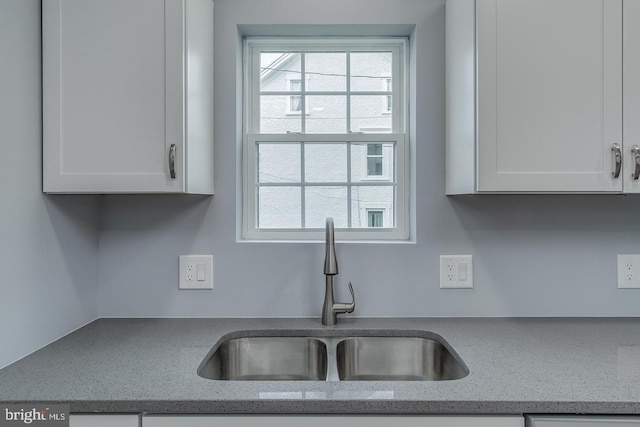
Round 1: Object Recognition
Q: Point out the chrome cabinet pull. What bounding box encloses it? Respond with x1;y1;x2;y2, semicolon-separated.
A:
169;144;176;179
632;145;640;180
612;143;622;179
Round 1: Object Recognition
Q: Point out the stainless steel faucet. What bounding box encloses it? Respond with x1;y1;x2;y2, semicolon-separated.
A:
322;218;355;326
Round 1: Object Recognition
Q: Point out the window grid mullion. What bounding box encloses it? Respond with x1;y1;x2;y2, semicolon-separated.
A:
346;52;352;227
255;141;260;228
300;142;306;228
253;47;261;133
347;142;352;228
346;51;352;133
300;53;306;228
301;53;306;133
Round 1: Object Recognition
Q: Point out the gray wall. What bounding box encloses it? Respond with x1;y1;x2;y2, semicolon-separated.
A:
0;0;100;369
95;0;640;318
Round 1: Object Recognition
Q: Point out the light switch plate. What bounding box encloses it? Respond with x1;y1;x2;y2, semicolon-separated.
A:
617;254;640;289
179;255;213;290
440;255;473;289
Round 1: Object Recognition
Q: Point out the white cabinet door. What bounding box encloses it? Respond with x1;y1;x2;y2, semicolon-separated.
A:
623;0;640;193
446;0;623;194
43;0;214;194
526;415;640;426
476;0;622;192
143;415;524;427
70;414;140;427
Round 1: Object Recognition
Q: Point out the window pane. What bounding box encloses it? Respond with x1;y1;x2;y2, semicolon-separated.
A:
306;52;346;91
367;143;382;155
350;186;394;228
260;52;301;91
350;52;392;92
350;142;395;182
258;187;301;228
367;157;383;176
290;80;301;91
260;96;301;133
306;96;347;133
304;143;347;182
258;143;301;183
290;95;302;112
304;186;348;228
351;95;392;133
368;211;384;227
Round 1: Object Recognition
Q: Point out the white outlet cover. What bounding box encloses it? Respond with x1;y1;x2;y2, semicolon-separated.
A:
179;255;213;290
440;255;473;289
617;254;640;289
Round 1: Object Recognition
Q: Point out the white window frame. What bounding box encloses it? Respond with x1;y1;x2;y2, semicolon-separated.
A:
243;37;409;241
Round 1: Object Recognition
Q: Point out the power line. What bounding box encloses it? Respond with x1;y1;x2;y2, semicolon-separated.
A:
261;66;390;80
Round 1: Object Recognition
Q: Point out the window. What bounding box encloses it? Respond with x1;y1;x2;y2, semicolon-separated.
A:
244;38;408;240
367;210;384;227
289;79;302;112
367;143;383;176
285;74;310;114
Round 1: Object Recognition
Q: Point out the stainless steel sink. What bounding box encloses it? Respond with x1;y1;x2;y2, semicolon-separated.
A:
336;336;468;381
197;337;327;380
197;331;468;381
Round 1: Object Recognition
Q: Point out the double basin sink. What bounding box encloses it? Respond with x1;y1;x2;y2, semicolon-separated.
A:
197;330;469;382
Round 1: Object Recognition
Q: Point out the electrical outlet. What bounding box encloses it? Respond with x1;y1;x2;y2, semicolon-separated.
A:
617;254;640;289
179;255;214;290
185;264;195;282
440;255;473;289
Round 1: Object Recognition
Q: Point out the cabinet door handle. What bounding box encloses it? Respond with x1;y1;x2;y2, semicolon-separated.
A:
632;145;640;181
169;144;176;179
612;143;622;179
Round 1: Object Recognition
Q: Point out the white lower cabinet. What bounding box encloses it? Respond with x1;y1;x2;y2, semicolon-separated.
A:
70;414;140;427
526;416;640;426
143;415;524;427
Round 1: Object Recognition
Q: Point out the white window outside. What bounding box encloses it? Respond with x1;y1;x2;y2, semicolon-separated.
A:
243;38;408;240
285;74;310;115
368;210;384;227
289;79;302;112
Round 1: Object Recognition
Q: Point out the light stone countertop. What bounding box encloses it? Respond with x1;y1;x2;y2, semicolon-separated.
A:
1;317;640;414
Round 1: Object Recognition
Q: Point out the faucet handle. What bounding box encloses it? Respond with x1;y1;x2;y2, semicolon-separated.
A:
347;282;355;309
334;282;355;314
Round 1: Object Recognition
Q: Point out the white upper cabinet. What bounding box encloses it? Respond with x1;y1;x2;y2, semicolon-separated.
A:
446;0;626;194
43;0;214;194
624;0;640;193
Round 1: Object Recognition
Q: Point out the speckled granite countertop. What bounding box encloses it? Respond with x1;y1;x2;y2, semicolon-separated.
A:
1;318;640;414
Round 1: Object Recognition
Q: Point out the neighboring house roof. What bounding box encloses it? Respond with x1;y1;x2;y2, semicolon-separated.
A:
260;53;299;86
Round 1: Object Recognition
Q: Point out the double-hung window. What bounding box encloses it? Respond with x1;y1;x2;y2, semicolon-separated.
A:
243;38;408;240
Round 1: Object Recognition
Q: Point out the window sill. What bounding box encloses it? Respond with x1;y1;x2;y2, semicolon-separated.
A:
241;227;410;242
237;237;416;245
